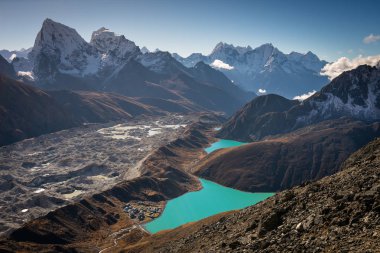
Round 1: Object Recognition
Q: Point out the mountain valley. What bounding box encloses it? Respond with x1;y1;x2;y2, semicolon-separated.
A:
0;11;379;253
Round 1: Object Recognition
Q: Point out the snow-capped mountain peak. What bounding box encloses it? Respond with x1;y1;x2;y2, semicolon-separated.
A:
90;27;138;57
26;19;144;81
210;42;227;54
32;18;89;58
137;51;187;74
210;42;239;56
235;45;252;55
174;41;329;97
29;18;99;79
211;42;255;56
140;46;150;54
296;64;380;123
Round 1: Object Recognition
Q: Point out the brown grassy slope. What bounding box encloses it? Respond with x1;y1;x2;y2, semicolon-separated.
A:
0;75;80;146
195;118;380;192
49;90;159;122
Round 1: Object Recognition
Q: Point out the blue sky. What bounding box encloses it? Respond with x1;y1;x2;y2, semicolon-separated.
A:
0;0;379;61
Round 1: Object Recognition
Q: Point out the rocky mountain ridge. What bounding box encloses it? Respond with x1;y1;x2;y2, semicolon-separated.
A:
173;42;329;97
5;19;254;116
0;48;32;62
218;64;380;141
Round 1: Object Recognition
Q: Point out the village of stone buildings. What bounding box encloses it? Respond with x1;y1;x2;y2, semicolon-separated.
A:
124;201;163;222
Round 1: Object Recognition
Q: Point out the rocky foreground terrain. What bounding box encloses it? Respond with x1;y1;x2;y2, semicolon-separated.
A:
121;137;380;252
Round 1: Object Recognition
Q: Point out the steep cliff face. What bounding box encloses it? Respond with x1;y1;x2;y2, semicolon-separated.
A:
29;18;99;80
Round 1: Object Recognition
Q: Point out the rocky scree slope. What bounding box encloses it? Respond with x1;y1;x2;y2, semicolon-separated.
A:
121;137;380;253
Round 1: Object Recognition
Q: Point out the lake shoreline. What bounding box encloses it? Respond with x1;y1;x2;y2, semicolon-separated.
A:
144;178;274;234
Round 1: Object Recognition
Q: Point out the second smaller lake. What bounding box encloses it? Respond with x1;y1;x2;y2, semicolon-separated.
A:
205;139;247;154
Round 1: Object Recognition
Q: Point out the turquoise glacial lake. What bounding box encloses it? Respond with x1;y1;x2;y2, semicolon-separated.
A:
144;178;274;234
205;139;247;153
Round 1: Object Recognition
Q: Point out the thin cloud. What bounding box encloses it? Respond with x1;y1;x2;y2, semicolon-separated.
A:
320;54;380;80
293;90;316;101
363;34;380;44
210;59;234;70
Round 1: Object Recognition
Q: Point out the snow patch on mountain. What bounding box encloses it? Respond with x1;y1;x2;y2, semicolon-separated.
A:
140;46;150;54
297;66;380;124
0;47;32;62
137;52;166;72
172;53;207;68
90;27;138;58
9;54;17;61
137;51;186;74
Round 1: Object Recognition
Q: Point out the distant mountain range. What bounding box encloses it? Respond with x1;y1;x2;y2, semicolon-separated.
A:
0;19;254;116
0;47;32;62
218;64;380;141
2;18;376;147
195;63;380;192
1;18;329;101
173;42;329;98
